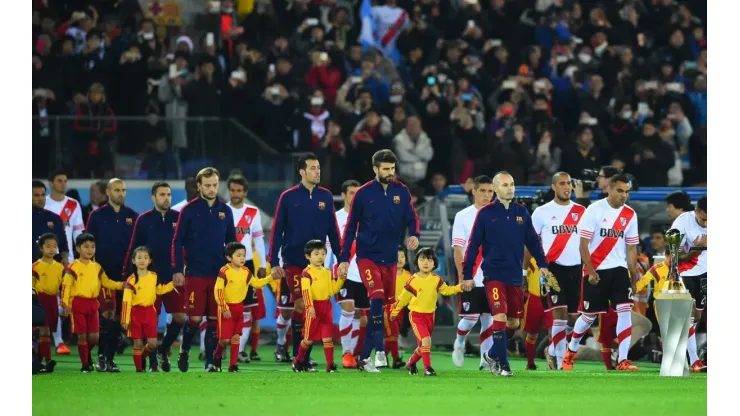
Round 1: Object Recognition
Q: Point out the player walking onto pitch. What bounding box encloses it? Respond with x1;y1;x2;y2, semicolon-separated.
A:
213;242;275;372
391;248;463;376
120;247;179;372
451;175;495;370
562;174;640;371
268;154;342;370
32;233;65;373
530;172;585;369
464;171;549;377
171;167;237;372
339;149;420;373
293;240;347;372
385;247;412;369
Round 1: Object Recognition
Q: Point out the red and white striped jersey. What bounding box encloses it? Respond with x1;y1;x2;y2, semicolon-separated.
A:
326;208;361;282
226;202;266;266
531;200;586;267
671;211;707;277
579;199;639;271
451;204;484;286
171;199;188;212
45;195;85;263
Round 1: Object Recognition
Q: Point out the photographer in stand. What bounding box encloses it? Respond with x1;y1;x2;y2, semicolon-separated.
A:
572;165;622;207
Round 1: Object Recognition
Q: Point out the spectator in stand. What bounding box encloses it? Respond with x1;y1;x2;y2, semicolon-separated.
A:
142;137;180;180
72;83;117;178
560;125;601;178
429;173;448;196
393;116;434;187
82;181;108;226
317;119;348;193
305;50;342;105
295;90;332;152
629;118;674;186
158;51;192;158
350;108;392;183
530;129;561;184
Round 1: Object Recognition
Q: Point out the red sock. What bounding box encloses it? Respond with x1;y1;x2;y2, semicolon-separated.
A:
525;336;536;366
385;337;399;360
297;340;310;362
230;339;240;367
78;341;89;367
323;340;334;369
421;346;431;369
354;324;366;357
601;348;613;370
133;348;143;371
214;340;225;359
39;335;51;363
250;329;260;353
408;347;422;365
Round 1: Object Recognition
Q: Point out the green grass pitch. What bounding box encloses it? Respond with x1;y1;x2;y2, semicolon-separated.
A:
32;346;706;416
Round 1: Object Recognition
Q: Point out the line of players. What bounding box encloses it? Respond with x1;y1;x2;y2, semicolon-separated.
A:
449;172;707;373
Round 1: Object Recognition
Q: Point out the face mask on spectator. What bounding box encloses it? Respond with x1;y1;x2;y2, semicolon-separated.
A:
311;97;324;106
141;31;154;41
578;53;592;64
621;111;632;120
389;95;403;104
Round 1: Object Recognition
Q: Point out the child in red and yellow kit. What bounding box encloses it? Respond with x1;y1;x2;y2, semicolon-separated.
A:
61;233;124;372
214;242;275;372
121;246;179;372
32;233;65;373
390;247;462;376
293;240;346;373
384;246;412;369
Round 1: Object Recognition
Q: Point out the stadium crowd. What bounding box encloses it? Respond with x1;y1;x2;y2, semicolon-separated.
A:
33;0;707;195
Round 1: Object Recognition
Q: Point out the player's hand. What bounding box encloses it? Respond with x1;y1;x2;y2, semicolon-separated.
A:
693;235;707;247
588;271;600;285
307;307;316;319
223;310;231;319
62;306;70;317
257;267;267;278
406;236;419;250
338;262;349;278
173;273;185;287
271;265;285;279
121;323;128;331
463;280;474;292
390;312;398;321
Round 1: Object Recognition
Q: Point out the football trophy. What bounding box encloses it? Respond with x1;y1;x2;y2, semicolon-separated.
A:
654;228;694;377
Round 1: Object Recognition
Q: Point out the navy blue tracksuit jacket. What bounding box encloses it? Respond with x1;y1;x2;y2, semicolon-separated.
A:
340;179;420;266
86;204;139;281
463;200;547;286
171;198;236;278
123;208;180;283
32;207;69;262
268;183;341;268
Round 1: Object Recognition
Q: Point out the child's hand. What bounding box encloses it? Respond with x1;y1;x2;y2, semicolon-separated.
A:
121;323;128;331
390;312;398;321
307;307;316;319
223;310;231;319
62;306;70;317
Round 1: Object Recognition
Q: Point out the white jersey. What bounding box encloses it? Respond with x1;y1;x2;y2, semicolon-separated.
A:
531;200;586;267
226;202;266;266
578;199;639;271
671;211;707;277
172;199;188;212
326;208;361;282
45;195;85;263
372;6;409;55
451;204;484;286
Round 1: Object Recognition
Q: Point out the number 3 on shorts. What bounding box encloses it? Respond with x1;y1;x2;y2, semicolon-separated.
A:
491;287;499;300
365;269;373;282
189;291;195;305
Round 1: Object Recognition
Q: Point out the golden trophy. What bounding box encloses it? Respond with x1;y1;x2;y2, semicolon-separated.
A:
655;228;694;377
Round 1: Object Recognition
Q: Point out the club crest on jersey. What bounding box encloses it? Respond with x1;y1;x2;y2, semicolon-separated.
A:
516;216;524;224
393;195;400;204
47;221;54;229
583;301;590;310
463;302;470;311
219;212;226;219
369;280;375;288
126;218;133;225
172;223;177;229
551;295;558;304
339;288;347;297
572;213;579;221
281;296;288;305
493;301;501;309
64;208;72;217
620;217;626;226
318;201;326;210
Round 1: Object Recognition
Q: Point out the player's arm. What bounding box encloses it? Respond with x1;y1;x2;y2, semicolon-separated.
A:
524;212;547;269
451;213;466;281
579;207;597;276
330;274;347;295
85;209;98;238
436;277;463;296
340;191;362;263
522;248;533;293
403;186;421;239
71;202;85;240
121;278;134;328
122;215;144;279
301;272;314;308
156;282;175;295
625;214;640;287
224;208;236;244
391;285;414;317
267;193;288;267
247;270;274;288
100;270;124;291
462;208;486;281
171;207;189;274
215;270;229;311
54;217;69;262
251;210;268;267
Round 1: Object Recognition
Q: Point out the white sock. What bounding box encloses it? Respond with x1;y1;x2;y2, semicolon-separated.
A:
687;317;699;363
339;310;354;354
53;317;64;346
552;319;568;369
455;316;478;348
200;319;207;351
240;311;252;354
350;318;361;353
616;304;633;363
479;313;493;363
568;314;596;352
276;315;290;345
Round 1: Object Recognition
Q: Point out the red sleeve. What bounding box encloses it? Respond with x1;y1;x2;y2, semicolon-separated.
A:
102;108;117;132
73;106;95;132
305;67;319;89
318;67;341;90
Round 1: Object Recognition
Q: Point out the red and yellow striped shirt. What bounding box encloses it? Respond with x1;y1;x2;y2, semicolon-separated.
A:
392;273;462;315
215;264;274;310
61;260;123;307
32;259;64;296
301;264;345;308
121;272;175;326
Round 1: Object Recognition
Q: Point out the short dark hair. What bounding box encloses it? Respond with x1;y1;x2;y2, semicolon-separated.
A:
473;175;492;189
151;181;171;195
227;175;249;192
32;180;46;191
296;153;319;173
696;195;706;213
372;149;398;167
196;167;220;184
75;233;95;246
664;191;692;211
38;233;58;247
601;165;622;178
92;180;107;194
225;242;247;258
304;239;327;256
551;171;571;185
414;247;439;271
48;169;67;183
610;173;631;186
342;180;360;194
